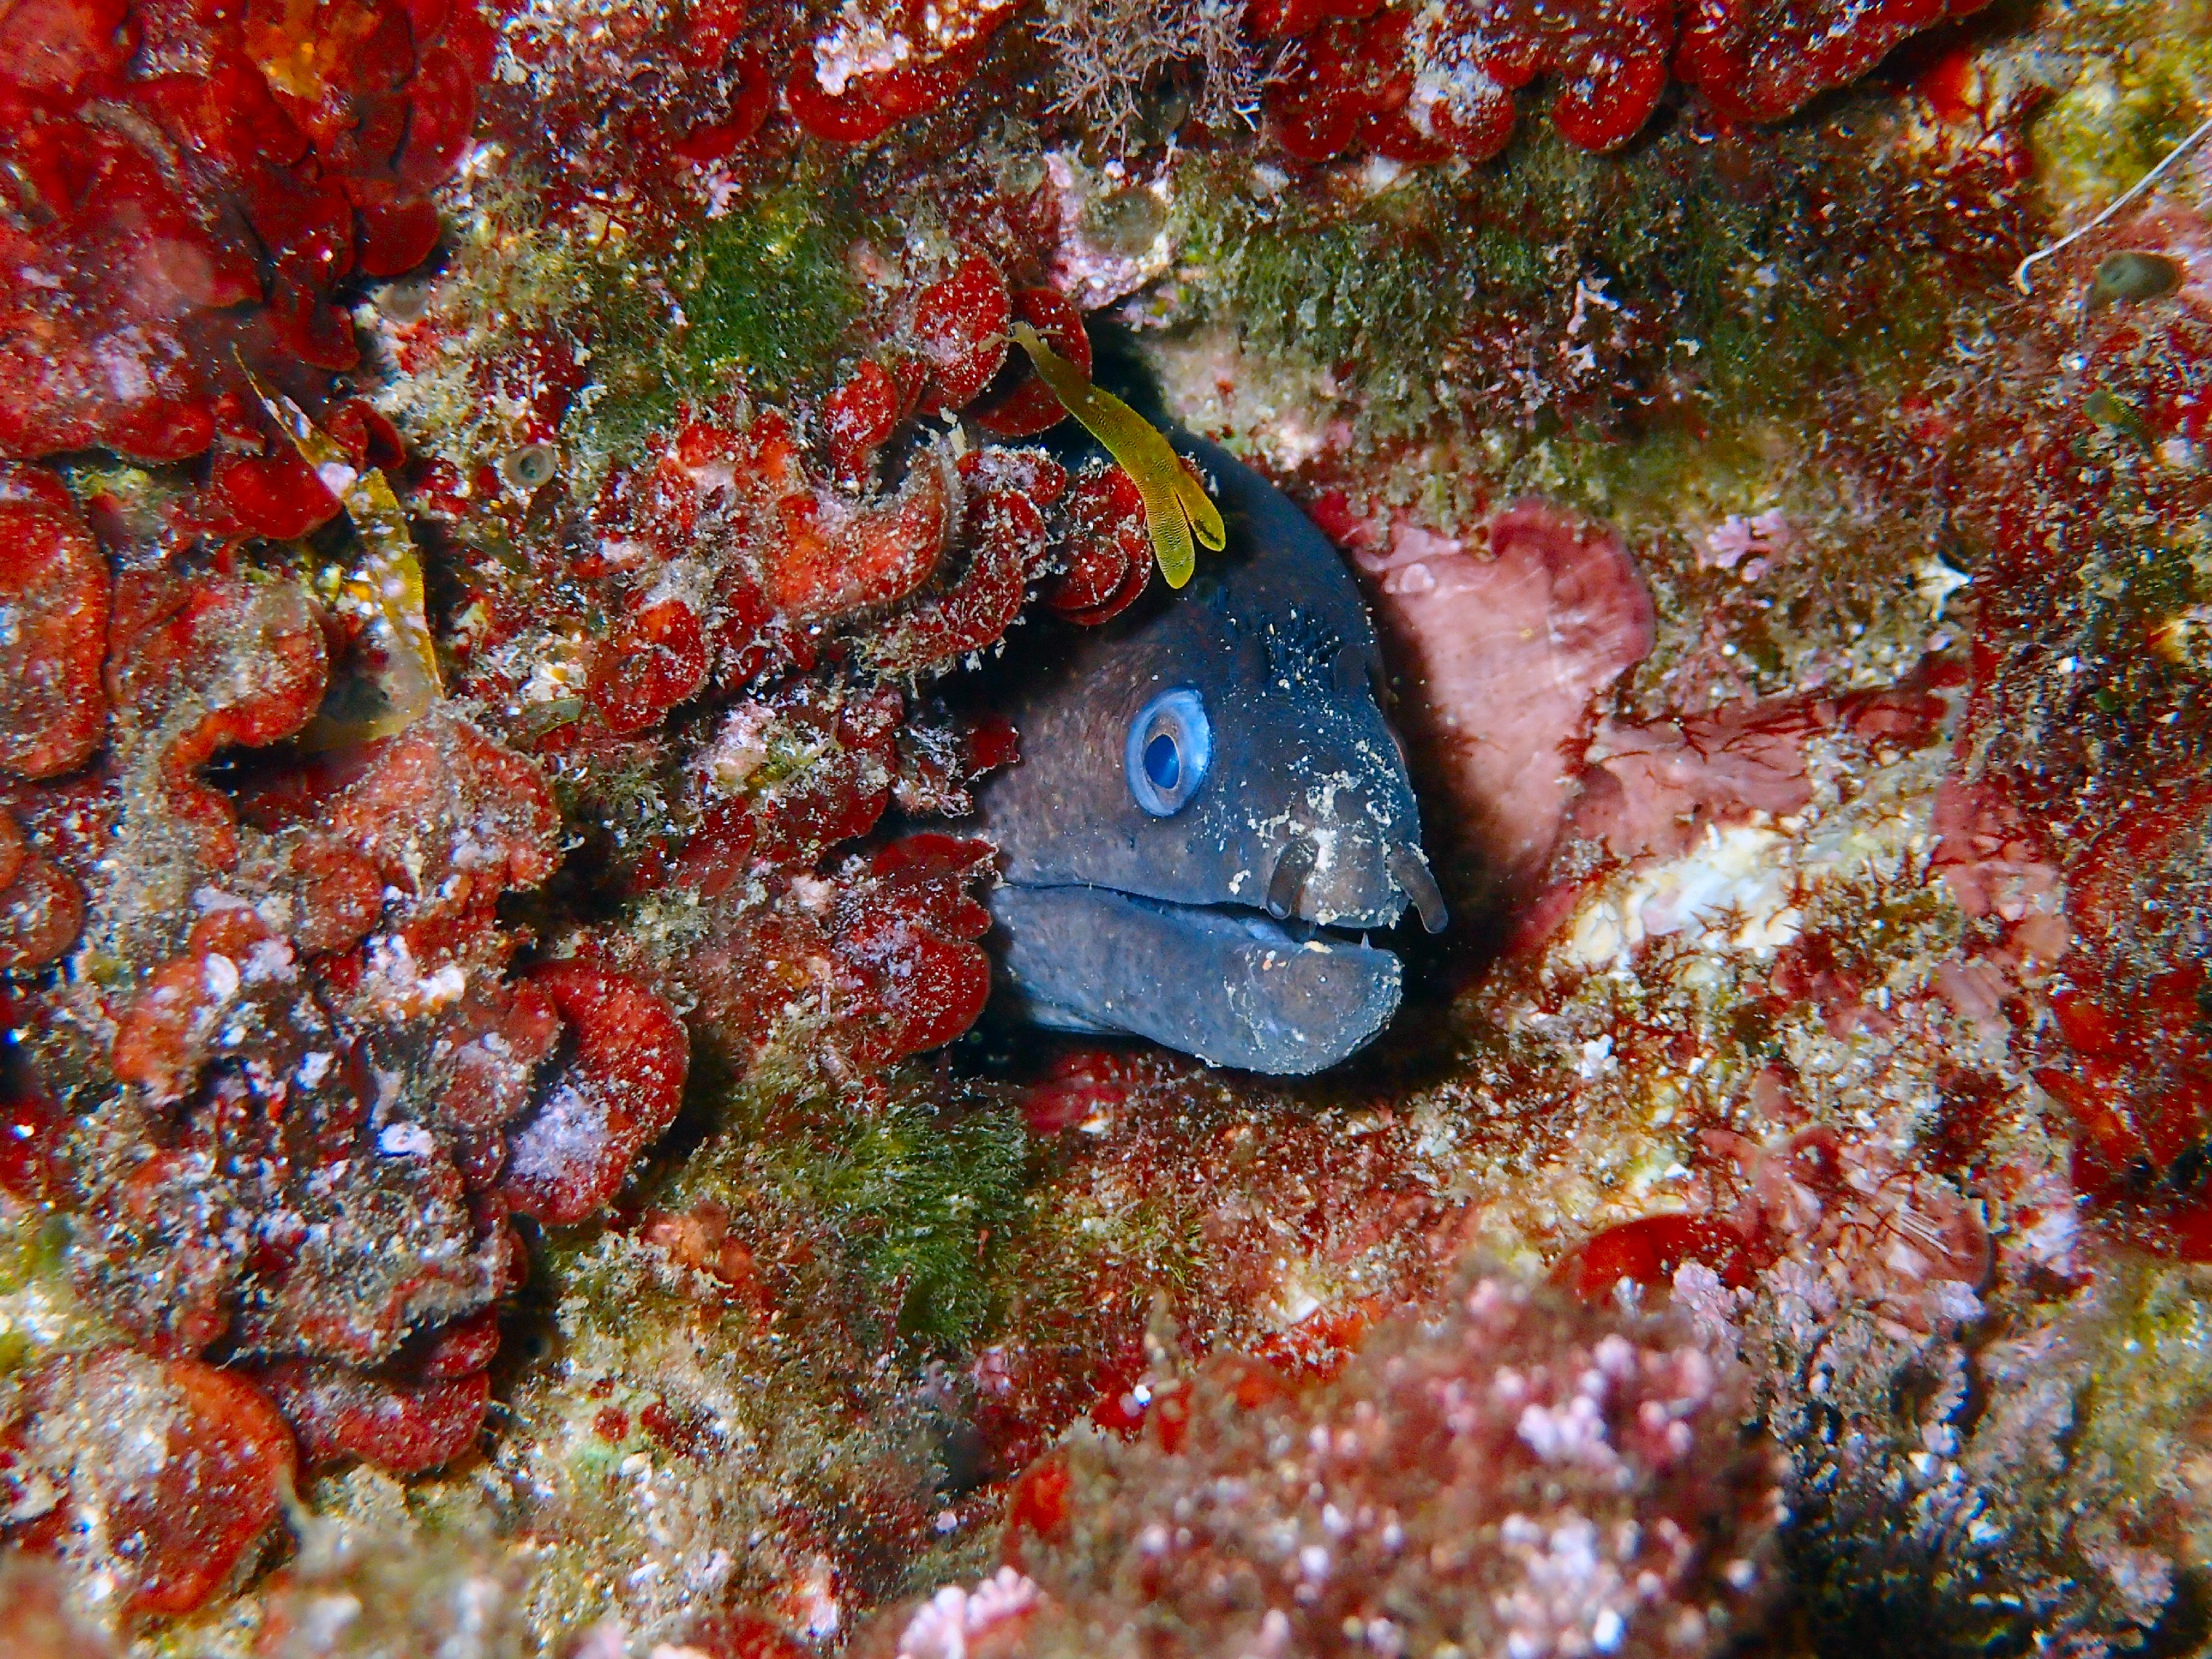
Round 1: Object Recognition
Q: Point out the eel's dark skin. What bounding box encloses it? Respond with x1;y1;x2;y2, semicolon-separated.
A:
972;433;1446;1075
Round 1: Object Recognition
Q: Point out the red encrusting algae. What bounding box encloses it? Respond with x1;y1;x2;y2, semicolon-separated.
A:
3;1347;297;1616
0;237;1178;1606
0;0;493;464
1259;0;1995;164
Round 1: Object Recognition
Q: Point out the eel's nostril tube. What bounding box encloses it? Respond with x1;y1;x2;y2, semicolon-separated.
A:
1265;835;1318;921
1388;844;1448;933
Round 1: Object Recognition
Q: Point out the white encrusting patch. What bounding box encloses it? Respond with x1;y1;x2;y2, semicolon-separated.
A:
1566;822;1803;968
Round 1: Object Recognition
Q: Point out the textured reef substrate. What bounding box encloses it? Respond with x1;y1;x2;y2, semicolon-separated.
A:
4;0;2212;1654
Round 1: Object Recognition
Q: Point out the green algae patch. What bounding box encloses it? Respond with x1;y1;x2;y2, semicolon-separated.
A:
1175;165;1469;387
670;188;865;400
555;186;865;477
1169;105;1983;464
2080;1263;2212;1503
1159;99;2004;719
2031;0;2212;224
782;1092;1031;1346
0;1212;104;1383
645;1068;1033;1353
381;161;871;494
496;1167;990;1649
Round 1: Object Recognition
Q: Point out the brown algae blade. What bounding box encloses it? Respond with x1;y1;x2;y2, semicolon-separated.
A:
1011;322;1225;588
254;385;443;745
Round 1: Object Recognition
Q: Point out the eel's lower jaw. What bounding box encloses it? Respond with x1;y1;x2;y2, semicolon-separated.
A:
985;883;1404;1076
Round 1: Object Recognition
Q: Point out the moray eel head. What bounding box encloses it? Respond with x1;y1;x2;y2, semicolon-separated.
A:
976;436;1443;1075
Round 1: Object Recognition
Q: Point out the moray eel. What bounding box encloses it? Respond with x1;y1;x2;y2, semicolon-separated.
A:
975;435;1445;1075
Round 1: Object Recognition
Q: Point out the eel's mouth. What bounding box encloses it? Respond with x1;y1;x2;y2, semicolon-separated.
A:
983;881;1406;1075
1119;887;1393;948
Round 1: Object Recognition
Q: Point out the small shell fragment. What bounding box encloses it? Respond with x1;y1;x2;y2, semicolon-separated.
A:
502;443;561;490
2089;250;2183;310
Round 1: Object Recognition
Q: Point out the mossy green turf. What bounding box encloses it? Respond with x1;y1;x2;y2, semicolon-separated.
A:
2032;0;2212;213
672;187;865;397
1173;104;1976;458
566;179;869;473
644;1073;1033;1352
783;1092;1030;1346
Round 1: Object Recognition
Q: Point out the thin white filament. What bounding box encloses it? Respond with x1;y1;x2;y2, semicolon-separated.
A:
2014;109;2212;294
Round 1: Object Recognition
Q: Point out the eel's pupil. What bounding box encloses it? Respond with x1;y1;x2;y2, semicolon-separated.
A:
1145;732;1181;791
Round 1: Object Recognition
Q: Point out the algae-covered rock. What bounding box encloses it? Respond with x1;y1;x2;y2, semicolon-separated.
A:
4;0;2212;1652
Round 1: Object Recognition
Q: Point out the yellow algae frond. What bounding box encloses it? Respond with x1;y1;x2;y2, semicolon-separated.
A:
253;383;444;746
1010;322;1225;589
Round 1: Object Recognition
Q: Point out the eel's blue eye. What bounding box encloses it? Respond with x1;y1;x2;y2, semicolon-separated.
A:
1127;688;1210;817
1144;733;1179;791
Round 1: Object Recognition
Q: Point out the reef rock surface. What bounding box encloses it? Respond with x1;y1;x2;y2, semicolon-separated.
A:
3;0;2212;1655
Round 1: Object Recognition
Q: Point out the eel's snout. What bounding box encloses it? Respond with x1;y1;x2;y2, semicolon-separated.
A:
1262;831;1398;929
1257;826;1444;935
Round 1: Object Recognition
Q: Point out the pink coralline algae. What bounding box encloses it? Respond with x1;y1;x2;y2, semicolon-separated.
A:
1574;703;1820;859
858;1273;1779;1659
1338;497;1655;894
1333;470;1960;937
1575;680;1947;866
877;1567;1040;1659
